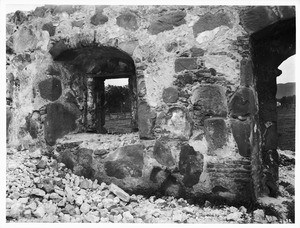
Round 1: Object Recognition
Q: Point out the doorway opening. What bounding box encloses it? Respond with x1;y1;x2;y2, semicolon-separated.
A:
276;56;296;151
54;45;138;135
104;78;133;134
250;17;295;196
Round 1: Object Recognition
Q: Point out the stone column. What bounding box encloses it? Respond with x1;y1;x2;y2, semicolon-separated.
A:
129;75;138;132
94;78;107;133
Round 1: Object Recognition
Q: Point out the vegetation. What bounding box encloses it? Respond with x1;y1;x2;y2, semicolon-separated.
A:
105;85;131;114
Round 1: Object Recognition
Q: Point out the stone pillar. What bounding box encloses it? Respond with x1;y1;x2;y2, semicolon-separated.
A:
129;75;138;132
256;64;280;197
94;78;107;133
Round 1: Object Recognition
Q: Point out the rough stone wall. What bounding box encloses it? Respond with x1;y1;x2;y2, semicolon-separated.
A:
6;5;295;203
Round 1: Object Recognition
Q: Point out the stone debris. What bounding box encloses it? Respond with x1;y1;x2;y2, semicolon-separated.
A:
109;183;130;202
6;148;294;223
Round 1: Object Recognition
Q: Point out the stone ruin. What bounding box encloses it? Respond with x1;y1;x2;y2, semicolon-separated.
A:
6;5;295;205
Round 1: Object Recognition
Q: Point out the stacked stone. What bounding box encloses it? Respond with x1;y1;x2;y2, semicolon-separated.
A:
7;147;291;223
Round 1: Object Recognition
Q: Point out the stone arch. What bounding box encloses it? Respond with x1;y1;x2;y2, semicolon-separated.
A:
250;17;295;197
50;43;138;134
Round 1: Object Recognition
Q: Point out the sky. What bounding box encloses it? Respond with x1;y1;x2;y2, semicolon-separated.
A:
4;3;296;86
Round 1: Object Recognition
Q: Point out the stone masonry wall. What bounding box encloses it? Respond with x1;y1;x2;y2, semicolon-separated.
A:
6;5;295;203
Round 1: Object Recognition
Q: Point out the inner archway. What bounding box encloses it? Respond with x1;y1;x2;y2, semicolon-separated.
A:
250;17;295;197
54;45;138;134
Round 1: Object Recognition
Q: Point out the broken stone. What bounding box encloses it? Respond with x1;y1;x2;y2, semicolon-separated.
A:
30;149;42;158
90;10;108;26
36;160;47;169
231;119;251;157
109;183;130;202
85;211;100;223
75;195;84;206
204;117;229;153
80;202;91;214
23;209;32;218
44;103;79;146
179;144;204;187
31;188;46;197
153;140;175;167
190;47;205;57
226;212;242;221
49;40;68;59
79;179;91;189
240;6;278;34
161;107;193;140
175;58;198;72
10;10;27;25
38;77;62;102
191;85;228;122
8;202;23;219
148;11;186;35
63;204;76;215
240;58;253;86
162;87;179;103
123;211;134;222
253;209;265;222
72;20;85;28
42;22;56;36
105;144;144;179
41;178;55;193
193;12;232;37
13;27;37;53
229;87;257;117
138;101;156;139
116;13;138;31
33;206;46;218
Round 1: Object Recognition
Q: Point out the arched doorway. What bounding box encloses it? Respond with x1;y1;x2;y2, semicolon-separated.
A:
54;45;138;134
250;17;295;196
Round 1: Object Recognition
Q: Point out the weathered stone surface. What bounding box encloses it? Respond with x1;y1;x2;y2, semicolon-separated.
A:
162;87;179;103
49;40;68;59
44;103;78;145
175;58;197;72
13;27;37;53
192;85;227;126
38;77;62;101
231;119;251;157
42;22;56;36
72;20;85;28
179;145;204;187
52;5;77;15
229;87;257;117
90;11;108;26
116;13;138;31
104;144;144;179
240;58;253;86
10;10;27;25
160;107;193;140
240;6;279;34
138;101;156;139
74;148;95;179
204;118;228;152
193;12;232;37
153;140;175;167
190;47;205;57
165;42;178;52
118;40;138;56
33;6;48;17
109;183;130;202
150;167;168;184
277;6;295;20
31;188;46;197
41;178;55;193
6;107;12;140
148;11;186;35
